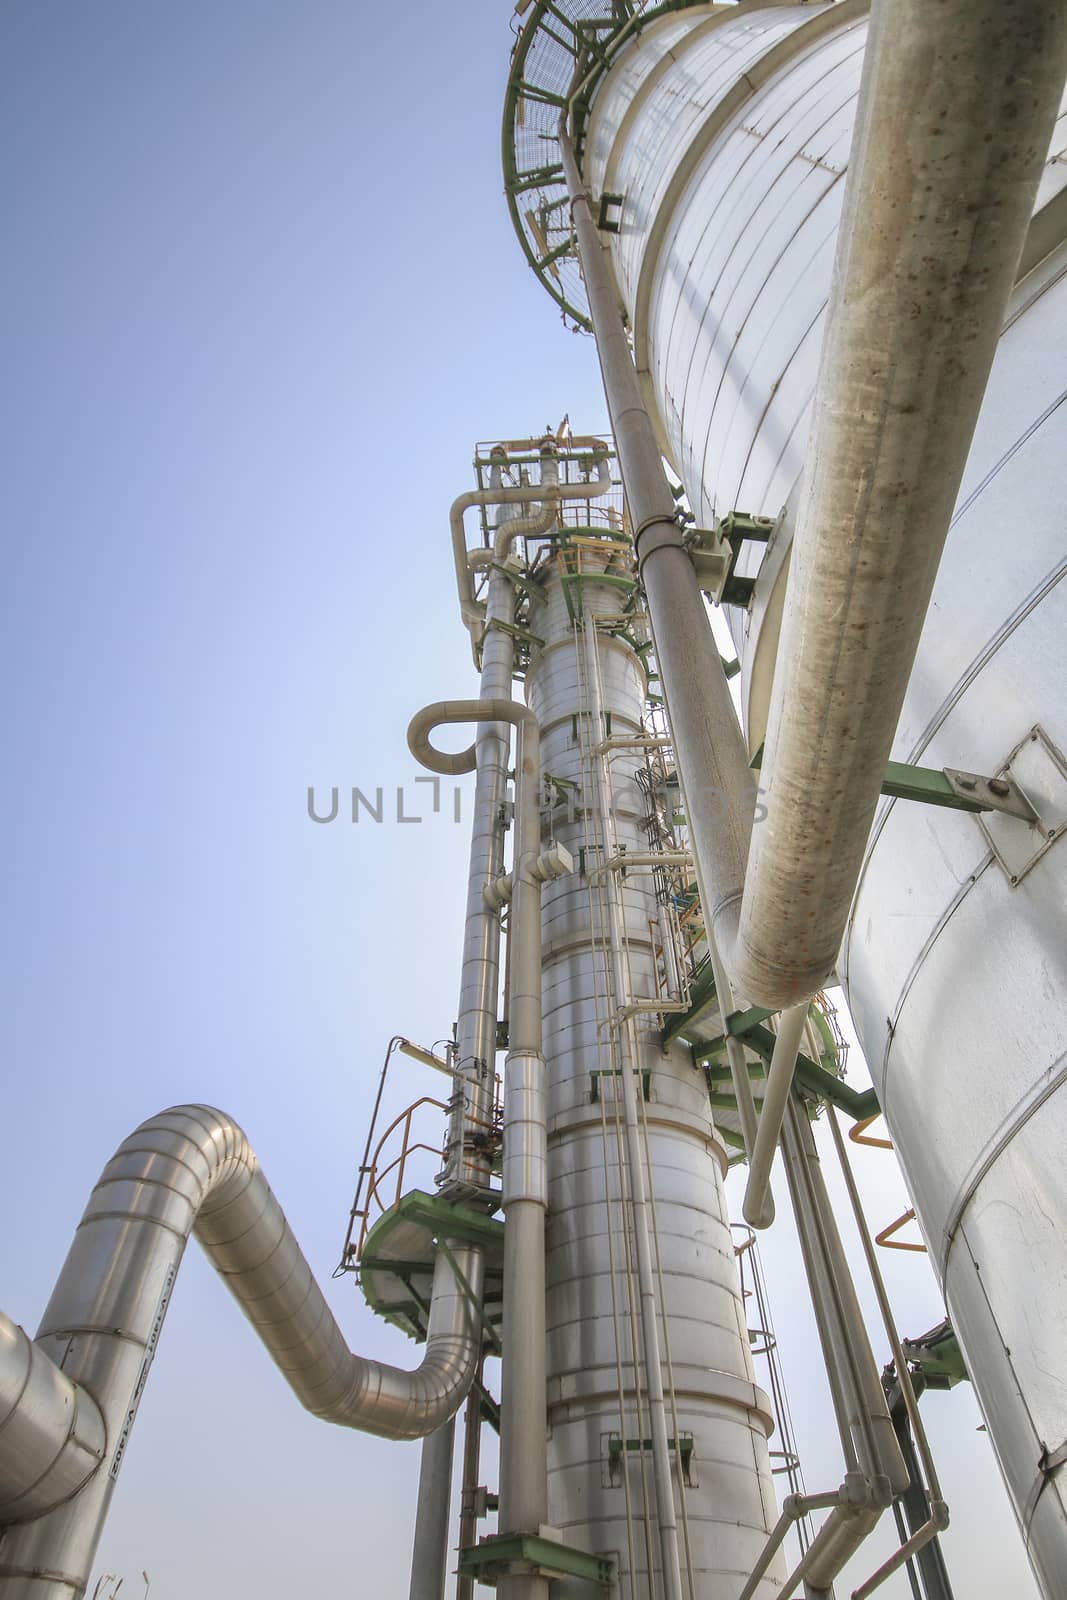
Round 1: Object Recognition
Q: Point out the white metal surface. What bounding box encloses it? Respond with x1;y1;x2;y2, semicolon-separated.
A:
524;548;784;1598
582;4;1067;1592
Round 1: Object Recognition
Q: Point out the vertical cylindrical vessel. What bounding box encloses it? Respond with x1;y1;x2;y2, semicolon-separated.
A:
524;542;782;1598
567;4;1067;1590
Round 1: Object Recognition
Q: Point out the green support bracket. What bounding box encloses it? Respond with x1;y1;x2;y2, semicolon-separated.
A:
484;561;547;604
590;1067;651;1103
695;1017;879;1122
720;574;756;606
597;190;624;232
607;1434;693;1478
900;1319;968;1391
474;1377;501;1434
458;1534;615;1587
718;511;775;546
380;1191;505;1252
660;962;719;1048
726;1004;777;1037
484;617;545;650
749;742;1009;815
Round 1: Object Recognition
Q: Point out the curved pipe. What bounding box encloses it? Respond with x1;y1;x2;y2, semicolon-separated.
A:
450;447;611;661
408;697;538;783
0;1106;483;1595
0;1312;106;1526
564;0;1067;1012
729;0;1067;1007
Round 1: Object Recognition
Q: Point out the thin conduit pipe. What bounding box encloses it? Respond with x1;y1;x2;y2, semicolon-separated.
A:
782;1098;907;1499
743;1002;809;1229
595;649;697;1598
576;652;659;1589
408;699;548;1600
0;1105;484;1599
576;627;662;1589
562;1;1067;1010
583;612;685;1600
825;1107;946;1511
737;1489;845;1600
596;1092;642;1596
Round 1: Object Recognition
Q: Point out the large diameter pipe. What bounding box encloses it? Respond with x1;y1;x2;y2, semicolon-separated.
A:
0;1106;484;1598
558;129;767;1196
0;1313;106;1527
563;1;1067;1013
732;0;1067;1006
408;1417;457;1600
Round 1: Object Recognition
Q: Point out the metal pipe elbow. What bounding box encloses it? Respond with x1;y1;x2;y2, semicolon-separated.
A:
407;699;538;779
0;1312;107;1525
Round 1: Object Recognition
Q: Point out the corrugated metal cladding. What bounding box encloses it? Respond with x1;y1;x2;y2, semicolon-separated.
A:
584;3;1067;1594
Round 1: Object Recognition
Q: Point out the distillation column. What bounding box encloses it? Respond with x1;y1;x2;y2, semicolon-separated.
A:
523;538;783;1599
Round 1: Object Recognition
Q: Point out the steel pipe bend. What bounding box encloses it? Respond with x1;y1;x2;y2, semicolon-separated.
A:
0;1105;485;1596
408;699;538;778
0;1311;106;1526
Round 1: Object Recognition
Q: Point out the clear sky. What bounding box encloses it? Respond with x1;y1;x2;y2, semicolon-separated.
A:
0;4;1039;1598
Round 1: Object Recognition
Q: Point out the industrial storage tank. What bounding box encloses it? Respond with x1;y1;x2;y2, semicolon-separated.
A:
505;0;1067;1591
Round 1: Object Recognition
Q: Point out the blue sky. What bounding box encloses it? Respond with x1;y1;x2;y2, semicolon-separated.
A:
0;4;1038;1597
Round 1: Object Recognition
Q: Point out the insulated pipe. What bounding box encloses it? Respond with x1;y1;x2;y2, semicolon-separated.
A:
732;0;1067;1007
442;448;558;1193
742;1002;809;1230
583;613;684;1600
408;699;549;1600
0;1312;106;1527
0;1106;484;1599
563;0;1067;1011
559;122;773;1206
449;451;610;662
408;1416;456;1600
558;123;757;1002
410;445;556;1600
455;1358;485;1600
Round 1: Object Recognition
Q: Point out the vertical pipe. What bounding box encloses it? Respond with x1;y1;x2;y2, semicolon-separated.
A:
559;125;771;1219
407;698;548;1600
497;706;549;1600
456;1359;485;1600
781;1097;907;1498
446;452;519;1191
743;1003;809;1229
409;1418;457;1600
558;123;756;1012
583;613;684;1600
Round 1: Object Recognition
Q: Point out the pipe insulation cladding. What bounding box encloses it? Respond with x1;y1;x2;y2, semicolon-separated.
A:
0;1107;483;1599
523;547;784;1598
565;0;1067;1591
